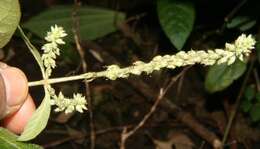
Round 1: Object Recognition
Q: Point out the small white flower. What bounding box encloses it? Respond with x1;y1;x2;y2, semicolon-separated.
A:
75;96;87;113
227;55;236;65
217;56;228;64
45;25;67;44
65;105;74;114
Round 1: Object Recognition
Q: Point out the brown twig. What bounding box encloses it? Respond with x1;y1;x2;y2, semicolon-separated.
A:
124;72;222;148
220;0;247;33
222;59;255;145
176;72;185;99
43;126;130;148
177;111;222;148
132;79;223;148
44;121;181;148
120;89;164;149
116;13;146;45
72;1;95;149
224;0;247;22
119;67;189;149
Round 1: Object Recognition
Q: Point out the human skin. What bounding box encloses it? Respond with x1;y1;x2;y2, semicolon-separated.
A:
0;62;36;134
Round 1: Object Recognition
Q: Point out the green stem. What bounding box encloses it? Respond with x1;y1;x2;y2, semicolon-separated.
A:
29;74;87;86
28;71;104;87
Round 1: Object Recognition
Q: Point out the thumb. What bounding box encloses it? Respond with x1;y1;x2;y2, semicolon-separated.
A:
0;71;6;119
0;62;28;119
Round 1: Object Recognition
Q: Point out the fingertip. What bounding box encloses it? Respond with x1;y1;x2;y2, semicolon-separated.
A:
0;67;28;107
2;95;36;134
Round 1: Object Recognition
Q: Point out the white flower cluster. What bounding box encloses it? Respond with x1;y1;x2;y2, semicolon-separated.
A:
224;34;255;64
41;25;87;114
96;34;255;80
41;25;67;77
39;26;255;114
50;92;87;114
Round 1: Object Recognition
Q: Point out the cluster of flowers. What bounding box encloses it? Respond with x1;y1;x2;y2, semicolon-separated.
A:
95;34;255;81
42;25;87;114
41;25;255;114
41;25;67;77
50;92;87;114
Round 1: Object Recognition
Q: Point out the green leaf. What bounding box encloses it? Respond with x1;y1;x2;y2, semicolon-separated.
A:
241;100;252;113
0;0;21;48
18;95;51;141
18;26;52;141
157;0;195;50
239;20;256;31
23;5;125;42
250;103;260;122
18;26;45;76
205;60;247;93
227;16;256;31
244;85;256;101
0;128;42;149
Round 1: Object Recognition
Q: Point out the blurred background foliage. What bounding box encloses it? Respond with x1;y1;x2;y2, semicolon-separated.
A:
1;0;260;148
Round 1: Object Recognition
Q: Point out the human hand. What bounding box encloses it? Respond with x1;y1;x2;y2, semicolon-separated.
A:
0;62;36;134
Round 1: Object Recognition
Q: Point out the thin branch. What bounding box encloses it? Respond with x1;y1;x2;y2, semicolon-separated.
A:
72;1;95;148
220;0;247;32
124;71;222;148
119;67;189;149
44;122;180;148
224;0;247;22
222;58;255;144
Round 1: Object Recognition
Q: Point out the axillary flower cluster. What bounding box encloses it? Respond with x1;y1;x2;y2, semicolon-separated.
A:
41;25;67;76
41;25;87;114
38;25;256;114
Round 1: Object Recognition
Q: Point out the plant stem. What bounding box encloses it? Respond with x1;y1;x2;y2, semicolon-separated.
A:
28;72;97;87
27;34;255;88
221;59;255;144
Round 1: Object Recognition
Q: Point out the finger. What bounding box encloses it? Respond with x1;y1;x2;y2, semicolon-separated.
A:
2;95;36;134
0;72;6;119
0;63;28;118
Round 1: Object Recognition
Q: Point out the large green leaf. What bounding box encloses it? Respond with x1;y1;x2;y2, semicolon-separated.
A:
23;6;125;42
205;60;247;93
157;0;195;50
18;95;51;141
0;128;42;149
0;0;21;48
